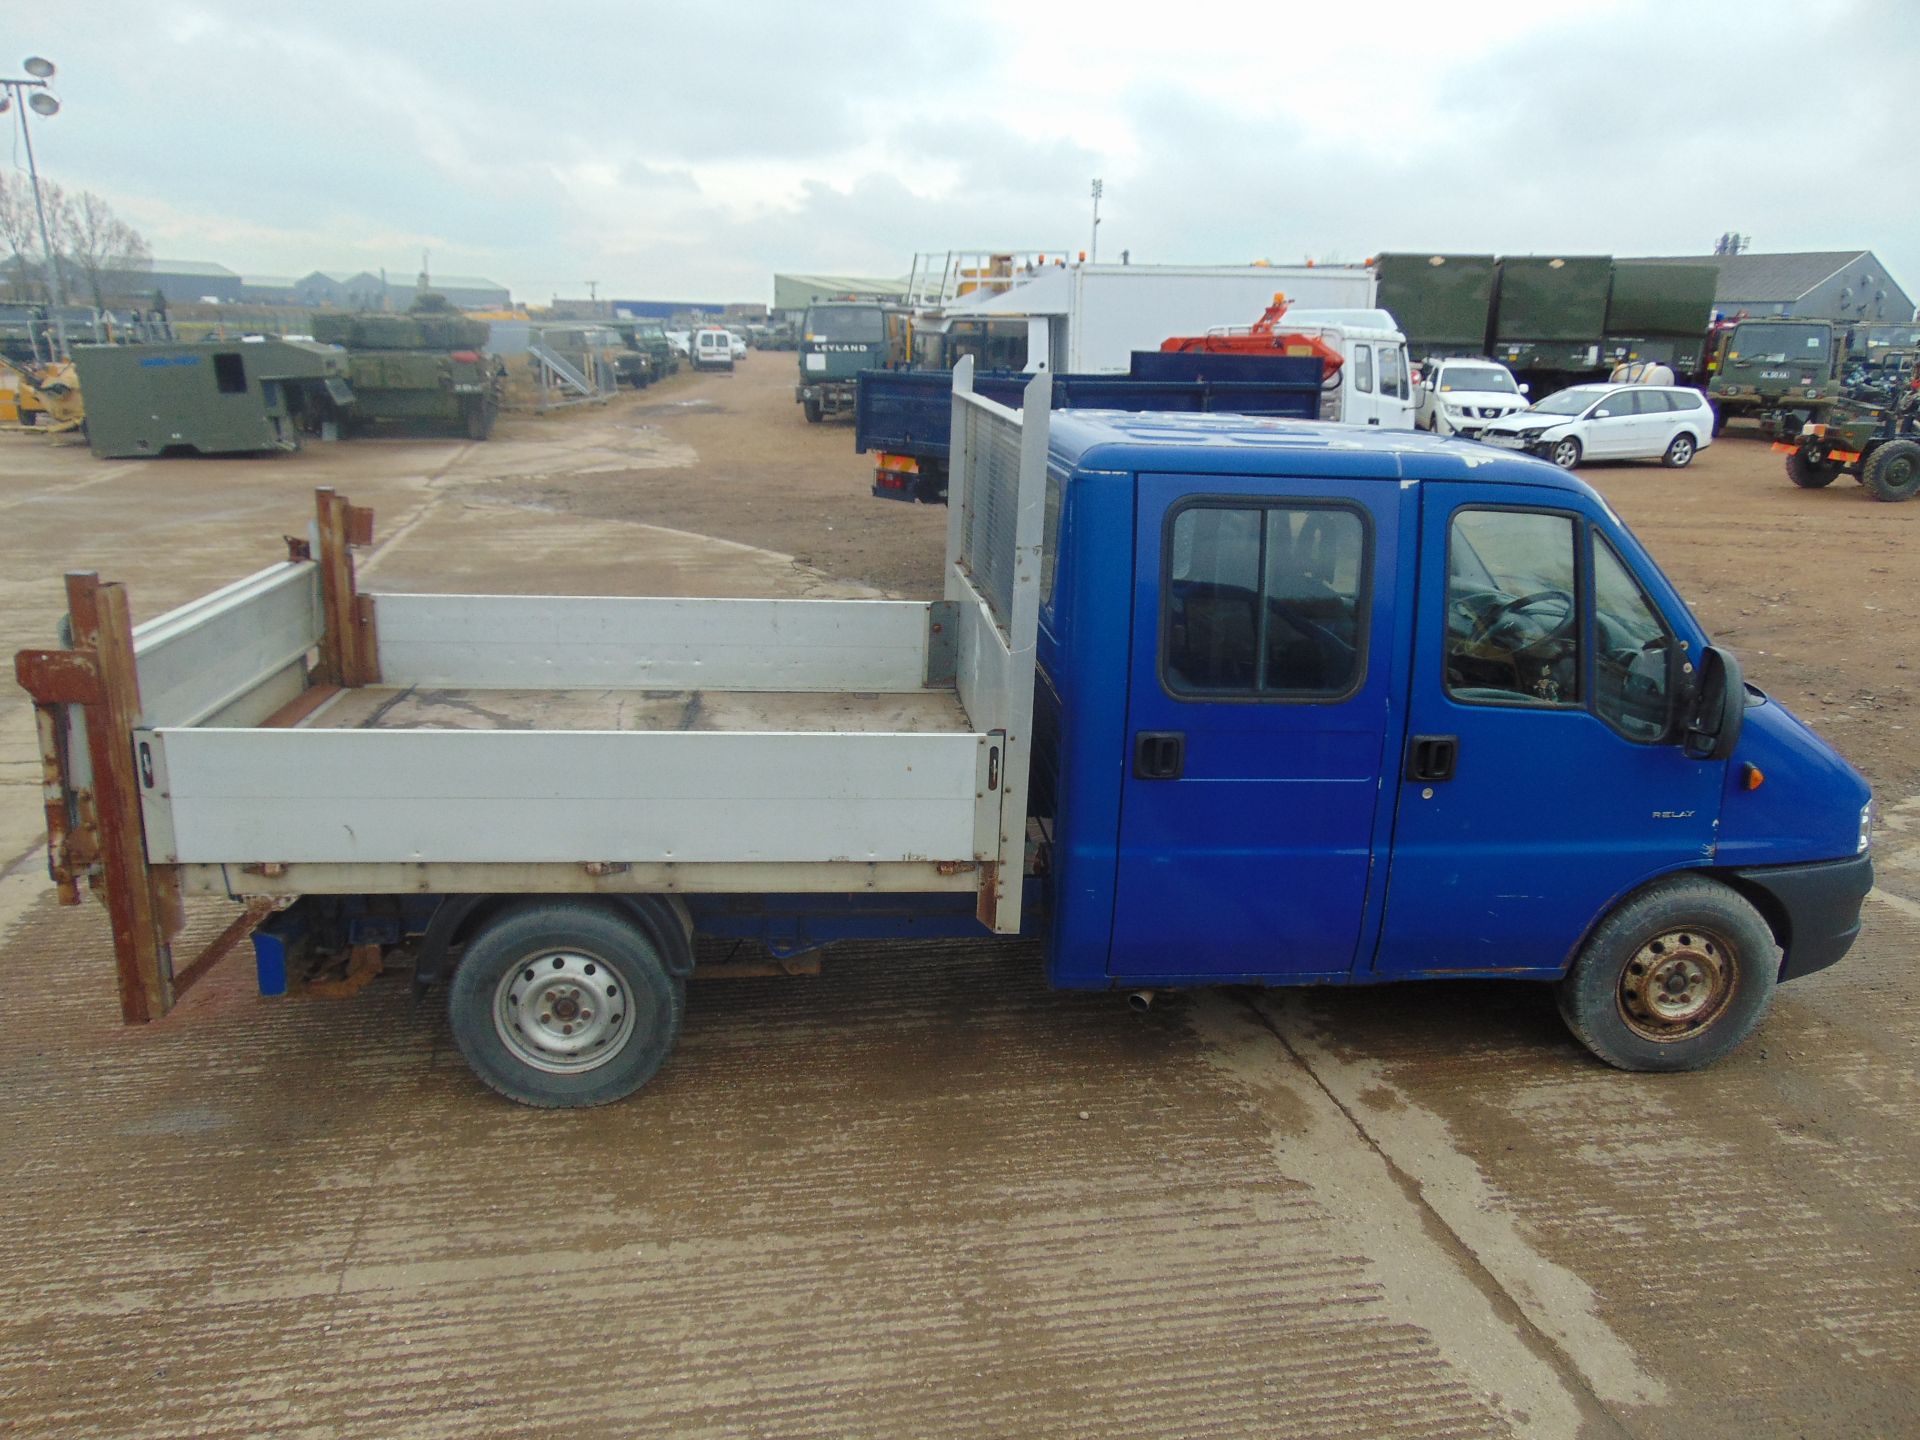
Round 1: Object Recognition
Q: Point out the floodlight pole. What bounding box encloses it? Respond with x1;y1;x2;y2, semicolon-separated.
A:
1089;178;1103;264
2;64;66;307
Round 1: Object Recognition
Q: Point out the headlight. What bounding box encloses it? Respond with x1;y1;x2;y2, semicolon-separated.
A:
1859;801;1874;854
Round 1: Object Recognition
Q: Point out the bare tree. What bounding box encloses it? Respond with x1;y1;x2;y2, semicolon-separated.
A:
0;172;48;300
56;189;152;309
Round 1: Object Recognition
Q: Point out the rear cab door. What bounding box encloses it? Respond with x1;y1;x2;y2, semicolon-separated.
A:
1109;454;1411;982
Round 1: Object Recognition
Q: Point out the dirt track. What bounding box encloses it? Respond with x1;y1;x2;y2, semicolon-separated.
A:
0;353;1914;1438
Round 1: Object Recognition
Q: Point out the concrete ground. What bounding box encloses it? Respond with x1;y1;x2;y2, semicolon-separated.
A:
0;355;1914;1439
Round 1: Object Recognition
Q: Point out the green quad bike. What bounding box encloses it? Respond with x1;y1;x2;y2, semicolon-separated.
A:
1780;379;1920;503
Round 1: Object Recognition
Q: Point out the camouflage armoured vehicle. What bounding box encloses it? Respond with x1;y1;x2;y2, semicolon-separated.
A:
310;302;505;440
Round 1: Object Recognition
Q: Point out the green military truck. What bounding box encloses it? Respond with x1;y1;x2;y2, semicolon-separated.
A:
1375;253;1497;365
69;338;351;459
310;307;505;440
1603;264;1719;378
796;301;892;422
1708;318;1843;437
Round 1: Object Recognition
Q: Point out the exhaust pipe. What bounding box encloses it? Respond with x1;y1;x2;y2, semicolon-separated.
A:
1127;989;1157;1013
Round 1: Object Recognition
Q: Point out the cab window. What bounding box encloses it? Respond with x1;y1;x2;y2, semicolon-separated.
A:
1379;345;1407;400
1163;502;1369;699
1354;345;1375;394
1592;536;1674;742
1445;509;1581;706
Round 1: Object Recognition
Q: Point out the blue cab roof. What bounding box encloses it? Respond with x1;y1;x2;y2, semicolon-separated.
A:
1046;410;1594;494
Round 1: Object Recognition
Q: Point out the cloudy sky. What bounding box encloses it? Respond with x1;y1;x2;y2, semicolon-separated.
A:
15;1;1919;306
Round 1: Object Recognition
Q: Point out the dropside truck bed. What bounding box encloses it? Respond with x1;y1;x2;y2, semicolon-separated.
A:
16;365;1049;1029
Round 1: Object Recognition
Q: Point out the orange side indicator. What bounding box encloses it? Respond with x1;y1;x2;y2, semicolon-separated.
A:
1742;763;1766;791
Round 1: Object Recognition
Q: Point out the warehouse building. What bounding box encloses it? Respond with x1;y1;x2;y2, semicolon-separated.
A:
144;259;246;304
771;273;909;323
294;270;511;311
1622;250;1914;324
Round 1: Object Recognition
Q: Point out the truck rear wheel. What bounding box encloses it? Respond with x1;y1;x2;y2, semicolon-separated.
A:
1556;876;1777;1073
449;901;683;1107
1785;446;1840;488
1862;439;1920;502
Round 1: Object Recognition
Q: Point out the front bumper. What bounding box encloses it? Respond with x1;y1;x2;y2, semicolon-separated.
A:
1735;853;1874;981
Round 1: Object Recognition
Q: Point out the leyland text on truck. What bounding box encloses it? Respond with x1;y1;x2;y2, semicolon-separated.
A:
14;363;1874;1107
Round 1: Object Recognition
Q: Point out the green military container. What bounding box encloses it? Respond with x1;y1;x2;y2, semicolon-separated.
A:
1603;263;1718;375
1375;253;1497;360
313;310;504;439
1490;255;1614;376
69;339;350;459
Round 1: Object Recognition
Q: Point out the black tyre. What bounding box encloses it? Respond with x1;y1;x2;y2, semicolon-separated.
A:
1556;876;1777;1073
449;901;684;1107
1549;436;1582;470
803;398;823;423
1661;433;1697;468
1785;445;1840;488
1861;438;1920;503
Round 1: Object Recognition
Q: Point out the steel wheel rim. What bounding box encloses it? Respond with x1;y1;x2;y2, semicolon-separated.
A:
494;949;637;1074
1888;454;1918;492
1617;926;1737;1042
1553;441;1579;468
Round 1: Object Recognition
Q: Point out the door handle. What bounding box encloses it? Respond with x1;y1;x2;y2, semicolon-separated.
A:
1134;731;1186;780
1405;734;1458;782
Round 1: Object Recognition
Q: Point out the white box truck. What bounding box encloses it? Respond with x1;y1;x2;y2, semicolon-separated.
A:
936;263;1377;374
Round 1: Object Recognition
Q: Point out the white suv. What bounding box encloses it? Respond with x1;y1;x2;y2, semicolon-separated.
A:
1478;384;1716;469
1415;358;1530;437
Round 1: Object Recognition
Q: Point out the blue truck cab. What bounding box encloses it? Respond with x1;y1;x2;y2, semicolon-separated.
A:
1028;411;1872;1070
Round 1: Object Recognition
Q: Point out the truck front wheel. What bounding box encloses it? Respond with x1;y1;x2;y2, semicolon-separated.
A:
1556;877;1777;1072
1786;446;1841;488
803;397;823;423
449;901;684;1107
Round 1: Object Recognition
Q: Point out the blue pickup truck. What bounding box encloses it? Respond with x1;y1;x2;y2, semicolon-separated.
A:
17;368;1873;1107
857;350;1325;503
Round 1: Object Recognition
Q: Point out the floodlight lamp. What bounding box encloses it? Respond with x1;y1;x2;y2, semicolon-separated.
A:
22;57;55;79
28;92;58;116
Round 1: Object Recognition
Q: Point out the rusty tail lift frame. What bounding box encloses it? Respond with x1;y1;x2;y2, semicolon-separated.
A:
13;486;379;1022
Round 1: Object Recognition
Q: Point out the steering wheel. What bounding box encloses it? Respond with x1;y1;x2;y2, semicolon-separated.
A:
1468;589;1576;647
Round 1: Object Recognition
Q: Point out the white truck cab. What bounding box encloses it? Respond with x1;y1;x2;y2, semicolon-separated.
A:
1416;357;1530;437
1280;309;1417;429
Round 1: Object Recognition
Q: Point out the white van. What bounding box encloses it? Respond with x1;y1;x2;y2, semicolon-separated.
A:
1279;309;1417;429
693;328;735;372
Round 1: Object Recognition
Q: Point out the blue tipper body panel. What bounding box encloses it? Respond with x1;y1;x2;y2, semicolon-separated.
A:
854;352;1323;461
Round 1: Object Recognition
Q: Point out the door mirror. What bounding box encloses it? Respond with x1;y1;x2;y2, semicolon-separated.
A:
1593;406;1616;418
1678;645;1744;760
1519;382;1531;394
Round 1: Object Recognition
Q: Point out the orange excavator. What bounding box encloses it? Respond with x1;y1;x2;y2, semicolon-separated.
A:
1159;292;1347;379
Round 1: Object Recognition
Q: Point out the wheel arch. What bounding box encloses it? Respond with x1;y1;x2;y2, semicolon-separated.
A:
1556;864;1776;979
414;892;695;987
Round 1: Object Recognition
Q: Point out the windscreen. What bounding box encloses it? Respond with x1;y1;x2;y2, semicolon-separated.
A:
1438;364;1518;394
1730;323;1829;364
1529;387;1603;416
806;306;885;342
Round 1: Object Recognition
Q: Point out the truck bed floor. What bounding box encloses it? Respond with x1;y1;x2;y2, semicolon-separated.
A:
302;685;973;735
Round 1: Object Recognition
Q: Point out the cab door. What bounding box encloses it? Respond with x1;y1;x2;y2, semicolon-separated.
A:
1373;483;1724;975
1110;471;1402;981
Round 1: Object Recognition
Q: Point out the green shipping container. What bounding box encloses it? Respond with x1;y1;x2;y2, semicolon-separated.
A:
1605;264;1718;338
1493;256;1613;344
1375;253;1496;358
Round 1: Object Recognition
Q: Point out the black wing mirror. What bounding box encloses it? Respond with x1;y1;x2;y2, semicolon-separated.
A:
1677;645;1744;760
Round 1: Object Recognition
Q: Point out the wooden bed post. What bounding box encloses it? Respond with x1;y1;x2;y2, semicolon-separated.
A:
65;572;178;1024
313;487;380;688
